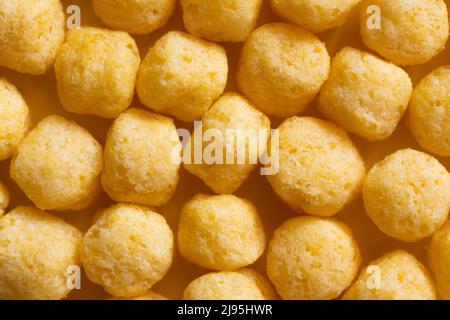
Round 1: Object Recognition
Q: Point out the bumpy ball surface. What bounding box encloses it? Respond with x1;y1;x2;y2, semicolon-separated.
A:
429;221;450;299
0;0;65;74
137;31;228;122
102;108;181;206
237;268;278;300
11;115;103;211
178;194;266;271
0;182;9;216
181;0;262;42
267;216;360;300
80;204;174;297
184;93;270;194
0;78;30;160
0;206;82;300
342;250;436;300
237;23;330;117
360;0;449;65
267;117;365;217
318;47;412;141
55;27;140;119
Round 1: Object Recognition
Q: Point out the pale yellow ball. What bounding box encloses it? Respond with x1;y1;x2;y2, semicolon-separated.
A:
271;0;360;33
360;0;449;66
80;204;174;297
0;0;65;74
137;31;228;122
181;0;263;42
110;290;168;300
409;66;450;157
429;221;450;299
0;182;9;216
92;0;175;35
237;23;330;117
11;115;103;211
267;117;365;217
318;47;412;141
0;78;30;160
363;149;450;242
183;93;270;194
0;206;82;300
237;268;279;300
178;194;266;271
343;250;436;300
55;27;140;119
267;216;361;300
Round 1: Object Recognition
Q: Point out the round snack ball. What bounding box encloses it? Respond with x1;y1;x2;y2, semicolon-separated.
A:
363;149;450;242
237;23;330;117
55;27;140;119
102;108;181;207
267;216;361;300
267;117;365;217
429;221;450;299
237;268;279;300
92;0;175;35
181;0;263;42
270;0;360;33
0;0;65;74
137;31;228;122
0;78;30;160
184;93;270;194
178;194;266;271
80;204;174;297
360;0;449;66
409;66;450;157
110;290;168;300
10;115;103;211
0;182;9;216
342;250;436;300
318;47;412;141
0;206;82;300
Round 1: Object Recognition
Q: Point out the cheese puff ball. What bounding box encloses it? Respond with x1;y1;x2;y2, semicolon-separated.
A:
0;0;65;74
318;47;412;141
178;194;266;271
110;290;168;300
184;93;270;194
80;204;174;297
429;221;450;299
137;31;228;122
270;0;360;33
237;23;330;118
10;115;103;211
180;0;263;42
102;108;181;206
92;0;175;35
55;27;140;119
0;78;30;160
360;0;449;66
409;66;450;157
266;216;361;300
0;206;82;300
363;149;450;242
267;117;365;217
0;182;9;216
342;250;436;300
237;268;278;300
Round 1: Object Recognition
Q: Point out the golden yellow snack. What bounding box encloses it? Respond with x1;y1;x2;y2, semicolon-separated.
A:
80;204;174;297
137;31;228;122
237;23;330;117
237;268;278;300
0;78;30;160
102;108;181;207
10;115;103;211
360;0;449;66
363;149;450;242
0;0;65;74
318;47;412;141
178;194;266;271
267;117;365;217
429;221;450;299
270;0;360;33
55;27;140;119
110;290;168;300
92;0;175;35
409;66;450;157
184;93;270;194
181;0;263;42
267;216;361;300
0;206;82;300
0;182;9;216
342;250;436;300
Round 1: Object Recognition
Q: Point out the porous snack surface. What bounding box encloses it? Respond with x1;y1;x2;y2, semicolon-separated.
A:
110;290;168;300
429;221;450;299
0;182;9;216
